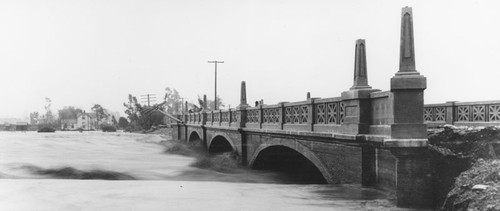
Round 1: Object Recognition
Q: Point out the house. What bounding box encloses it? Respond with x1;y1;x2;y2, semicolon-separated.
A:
16;122;28;131
61;118;78;130
76;113;98;130
0;122;12;131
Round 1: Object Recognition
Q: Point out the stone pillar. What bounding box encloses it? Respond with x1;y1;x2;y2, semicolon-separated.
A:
351;39;371;90
307;98;315;131
240;81;248;106
203;94;208;110
307;92;311;100
398;7;416;75
217;110;222;126
341;39;379;134
201;94;208;125
445;101;457;125
258;104;263;129
386;7;433;208
278;102;285;130
387;7;427;146
237;81;249;128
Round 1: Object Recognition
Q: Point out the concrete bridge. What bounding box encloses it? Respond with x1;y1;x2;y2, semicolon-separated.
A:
170;7;432;207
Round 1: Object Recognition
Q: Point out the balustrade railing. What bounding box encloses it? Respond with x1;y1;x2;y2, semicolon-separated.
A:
283;102;309;125
262;106;280;124
207;111;213;123
230;110;239;122
179;96;500;132
213;111;220;122
246;108;259;123
312;98;344;125
221;111;230;123
424;100;500;127
185;96;351;132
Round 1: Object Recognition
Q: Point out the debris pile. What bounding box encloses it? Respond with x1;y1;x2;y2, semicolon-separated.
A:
442;159;500;210
428;126;500;210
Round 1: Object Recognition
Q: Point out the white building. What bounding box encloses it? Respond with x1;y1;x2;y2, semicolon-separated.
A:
61;118;77;130
76;113;98;130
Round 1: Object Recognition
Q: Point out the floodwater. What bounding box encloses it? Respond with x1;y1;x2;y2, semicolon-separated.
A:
0;131;410;210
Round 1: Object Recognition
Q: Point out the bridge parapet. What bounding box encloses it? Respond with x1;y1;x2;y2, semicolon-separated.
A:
424;100;500;127
187;86;417;146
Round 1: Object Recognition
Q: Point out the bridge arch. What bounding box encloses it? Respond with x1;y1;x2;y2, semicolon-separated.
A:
207;134;237;154
249;141;333;184
188;130;202;143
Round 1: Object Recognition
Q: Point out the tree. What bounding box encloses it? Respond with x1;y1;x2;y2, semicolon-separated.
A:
163;87;182;114
44;98;54;124
118;117;129;129
111;116;118;126
203;96;225;110
123;94;168;131
30;112;39;125
91;104;109;128
58;106;82;120
124;94;141;123
123;94;143;131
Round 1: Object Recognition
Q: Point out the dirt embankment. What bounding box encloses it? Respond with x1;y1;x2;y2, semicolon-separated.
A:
428;126;500;210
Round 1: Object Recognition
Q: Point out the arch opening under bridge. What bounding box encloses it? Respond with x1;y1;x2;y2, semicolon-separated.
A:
208;135;236;154
251;145;329;184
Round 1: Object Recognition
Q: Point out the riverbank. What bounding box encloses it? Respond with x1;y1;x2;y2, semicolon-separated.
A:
428;126;500;210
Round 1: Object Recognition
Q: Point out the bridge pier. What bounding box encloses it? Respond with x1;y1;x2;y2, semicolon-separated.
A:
391;148;433;207
361;146;377;186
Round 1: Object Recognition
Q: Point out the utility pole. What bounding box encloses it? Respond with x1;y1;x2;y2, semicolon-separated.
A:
208;60;224;110
141;94;156;106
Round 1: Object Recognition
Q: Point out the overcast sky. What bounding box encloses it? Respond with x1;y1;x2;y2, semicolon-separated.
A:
1;0;499;119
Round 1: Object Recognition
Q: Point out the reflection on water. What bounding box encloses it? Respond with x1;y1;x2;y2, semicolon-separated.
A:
0;131;411;210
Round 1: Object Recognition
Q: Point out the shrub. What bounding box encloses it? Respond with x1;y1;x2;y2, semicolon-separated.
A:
37;127;55;133
100;124;117;132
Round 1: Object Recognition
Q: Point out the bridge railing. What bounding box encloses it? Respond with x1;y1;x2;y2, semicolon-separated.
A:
424;100;500;127
282;101;310;131
185;92;398;137
261;104;281;130
245;107;260;128
311;97;344;133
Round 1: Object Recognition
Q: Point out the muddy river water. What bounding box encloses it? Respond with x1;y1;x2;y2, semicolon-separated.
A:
0;131;413;210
